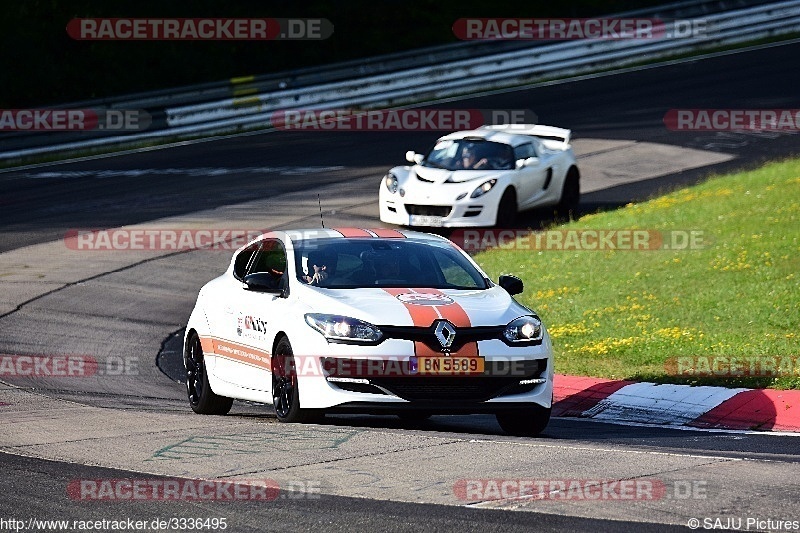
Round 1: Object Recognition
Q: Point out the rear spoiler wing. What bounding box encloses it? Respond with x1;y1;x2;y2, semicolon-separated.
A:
479;124;572;148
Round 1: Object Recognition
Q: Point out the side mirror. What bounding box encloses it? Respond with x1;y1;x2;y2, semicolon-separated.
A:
243;272;285;296
515;157;539;169
498;275;524;295
406;151;424;165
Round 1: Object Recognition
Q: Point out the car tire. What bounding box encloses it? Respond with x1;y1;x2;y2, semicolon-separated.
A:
272;336;323;424
495;405;551;437
495;188;517;227
185;332;233;415
555;166;580;217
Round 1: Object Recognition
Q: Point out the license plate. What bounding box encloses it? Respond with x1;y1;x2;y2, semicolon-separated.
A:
409;215;444;227
417;356;484;375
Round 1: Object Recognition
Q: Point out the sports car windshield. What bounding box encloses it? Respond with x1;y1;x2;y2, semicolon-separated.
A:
422;138;514;171
294;238;489;289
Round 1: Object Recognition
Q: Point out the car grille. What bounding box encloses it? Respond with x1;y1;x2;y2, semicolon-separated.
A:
379;325;506;352
404;204;452;217
373;377;509;401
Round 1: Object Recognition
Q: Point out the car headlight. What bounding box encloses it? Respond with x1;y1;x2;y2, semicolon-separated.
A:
384;173;399;194
305;314;383;343
470;179;497;198
503;316;543;343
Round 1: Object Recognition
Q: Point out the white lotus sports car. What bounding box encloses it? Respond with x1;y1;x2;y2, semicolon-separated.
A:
184;228;554;436
379;124;580;227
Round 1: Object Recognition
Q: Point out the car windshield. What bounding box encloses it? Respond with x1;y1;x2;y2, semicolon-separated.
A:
422;138;514;171
293;238;489;289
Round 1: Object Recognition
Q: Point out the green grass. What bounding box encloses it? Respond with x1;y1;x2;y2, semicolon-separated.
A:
476;158;800;389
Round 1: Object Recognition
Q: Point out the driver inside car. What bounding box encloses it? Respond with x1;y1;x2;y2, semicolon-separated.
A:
374;253;402;281
456;144;489;170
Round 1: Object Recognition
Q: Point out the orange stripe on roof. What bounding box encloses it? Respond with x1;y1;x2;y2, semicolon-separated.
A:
370;228;406;238
333;227;374;238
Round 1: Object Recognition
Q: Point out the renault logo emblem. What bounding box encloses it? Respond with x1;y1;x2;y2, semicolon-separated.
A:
434;321;456;350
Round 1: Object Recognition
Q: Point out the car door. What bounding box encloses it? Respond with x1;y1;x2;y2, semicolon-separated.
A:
513;142;550;208
214;238;288;392
200;240;257;381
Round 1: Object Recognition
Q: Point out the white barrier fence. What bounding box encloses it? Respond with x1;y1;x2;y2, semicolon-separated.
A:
2;0;799;160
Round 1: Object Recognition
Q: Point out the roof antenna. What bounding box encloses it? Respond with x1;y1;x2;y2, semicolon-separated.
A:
317;194;325;228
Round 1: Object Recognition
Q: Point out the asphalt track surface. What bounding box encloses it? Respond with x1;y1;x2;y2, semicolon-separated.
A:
1;42;800;532
0;452;688;533
2;41;799;252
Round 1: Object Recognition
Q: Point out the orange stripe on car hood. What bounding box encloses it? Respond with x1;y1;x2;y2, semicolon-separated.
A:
383;288;479;357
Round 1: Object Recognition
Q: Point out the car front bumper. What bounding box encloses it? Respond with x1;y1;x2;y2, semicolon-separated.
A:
379;188;500;227
293;336;554;412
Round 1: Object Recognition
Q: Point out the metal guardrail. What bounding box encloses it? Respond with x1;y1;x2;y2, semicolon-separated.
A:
165;1;800;126
22;0;769;112
1;0;797;162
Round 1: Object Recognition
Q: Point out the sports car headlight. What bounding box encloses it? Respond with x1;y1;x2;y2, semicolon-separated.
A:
305;314;383;343
384;173;399;194
503;316;543;343
470;179;497;198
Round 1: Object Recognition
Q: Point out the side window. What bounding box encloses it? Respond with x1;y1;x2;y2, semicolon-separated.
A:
233;243;260;280
248;239;287;277
514;143;537;160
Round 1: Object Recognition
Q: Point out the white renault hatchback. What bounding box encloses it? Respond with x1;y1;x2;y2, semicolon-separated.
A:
184;227;554;436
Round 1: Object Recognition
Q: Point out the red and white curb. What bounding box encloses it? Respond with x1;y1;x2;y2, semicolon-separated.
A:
553;375;800;432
